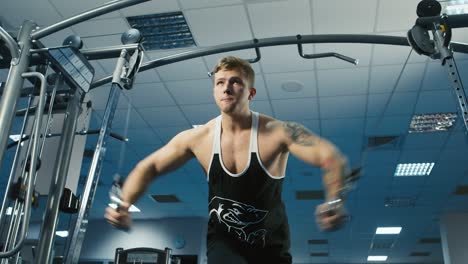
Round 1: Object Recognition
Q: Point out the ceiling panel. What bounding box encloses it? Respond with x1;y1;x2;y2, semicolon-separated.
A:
154;125;191;143
365;115;412;135
422;62;454;91
127;82;176;108
165;78;212;105
271;98;319;120
180;103;219;124
251;100;274;117
264;71;317;99
72;18;130;37
369;63;426;93
247;0;311;38
81;34;123;49
179;0;242;9
185;5;252;46
414;90;458;113
367;92;418;117
48;0;121;20
321;117;365;137
138;106;189;128
312;0;378;34
318;67;369;97
119;0;180;17
147;50;209;81
1;0;62;27
319;95;367;119
375;0;421;32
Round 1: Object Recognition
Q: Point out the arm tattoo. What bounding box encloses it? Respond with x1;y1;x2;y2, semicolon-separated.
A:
283;122;317;146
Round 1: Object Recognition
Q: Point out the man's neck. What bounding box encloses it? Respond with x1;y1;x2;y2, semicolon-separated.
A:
221;109;252;133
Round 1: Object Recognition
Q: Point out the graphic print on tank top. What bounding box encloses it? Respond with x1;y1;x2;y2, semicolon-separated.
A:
209;196;269;246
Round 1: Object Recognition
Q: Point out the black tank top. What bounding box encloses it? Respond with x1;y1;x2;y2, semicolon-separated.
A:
207;112;290;250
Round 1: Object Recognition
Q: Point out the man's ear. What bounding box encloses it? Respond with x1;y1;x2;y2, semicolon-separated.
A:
248;87;256;100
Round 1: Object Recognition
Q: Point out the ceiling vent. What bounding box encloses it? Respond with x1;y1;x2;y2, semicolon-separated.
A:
419;238;441;244
384;196;416;207
310;252;328;257
296;190;324;200
367;135;400;148
454;185;468;195
150;194;181;203
371;239;395;249
410;252;431;257
126;12;195;51
308;239;328;245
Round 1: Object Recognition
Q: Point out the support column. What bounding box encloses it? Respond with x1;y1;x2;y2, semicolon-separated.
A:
440;213;468;264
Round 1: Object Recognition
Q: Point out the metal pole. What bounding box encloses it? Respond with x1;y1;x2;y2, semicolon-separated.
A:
164;248;172;264
0;71;47;259
35;86;84;264
31;0;150;40
64;48;128;264
63;83;122;264
0;26;19;64
0;20;35;181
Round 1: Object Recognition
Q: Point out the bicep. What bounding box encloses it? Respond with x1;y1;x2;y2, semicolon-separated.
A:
141;133;194;177
283;122;341;167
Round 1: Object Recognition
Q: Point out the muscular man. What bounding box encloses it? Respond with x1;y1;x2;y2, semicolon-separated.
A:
105;56;349;264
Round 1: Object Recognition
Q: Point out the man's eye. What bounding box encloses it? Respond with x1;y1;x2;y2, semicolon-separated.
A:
216;81;223;85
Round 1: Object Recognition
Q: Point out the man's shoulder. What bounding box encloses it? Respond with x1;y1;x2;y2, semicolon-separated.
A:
258;113;284;131
178;118;216;140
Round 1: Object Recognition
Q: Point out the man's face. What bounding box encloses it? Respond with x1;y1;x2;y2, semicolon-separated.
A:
213;69;255;114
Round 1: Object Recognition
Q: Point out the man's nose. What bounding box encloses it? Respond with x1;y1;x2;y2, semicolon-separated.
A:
223;83;233;94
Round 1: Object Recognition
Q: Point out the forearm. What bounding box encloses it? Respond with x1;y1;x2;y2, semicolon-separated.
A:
121;160;157;205
321;154;348;200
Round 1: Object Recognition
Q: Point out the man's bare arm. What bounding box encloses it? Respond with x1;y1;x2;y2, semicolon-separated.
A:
121;130;194;205
281;121;348;199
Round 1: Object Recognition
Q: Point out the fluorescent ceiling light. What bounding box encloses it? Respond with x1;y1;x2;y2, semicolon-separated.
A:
368;256;388;261
409;113;457;133
55;231;69;237
445;1;468;14
192;125;202;128
394;163;435;176
376;227;402;235
5;207;24;216
108;202;141;213
5;207;12;215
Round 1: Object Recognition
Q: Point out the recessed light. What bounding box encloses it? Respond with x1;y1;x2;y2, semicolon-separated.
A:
55;231;69;238
281;80;303;92
376;227;402;235
368;255;388;261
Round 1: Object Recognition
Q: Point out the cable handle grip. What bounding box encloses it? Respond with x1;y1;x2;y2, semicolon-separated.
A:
109;174;131;232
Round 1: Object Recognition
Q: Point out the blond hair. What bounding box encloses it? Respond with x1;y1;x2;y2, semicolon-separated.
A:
212;56;255;87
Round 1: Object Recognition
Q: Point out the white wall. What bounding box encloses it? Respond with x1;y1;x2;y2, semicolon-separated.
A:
80;217;208;263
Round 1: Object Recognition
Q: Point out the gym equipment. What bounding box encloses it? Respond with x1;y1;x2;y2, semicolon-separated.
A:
0;1;148;263
114;247;179;264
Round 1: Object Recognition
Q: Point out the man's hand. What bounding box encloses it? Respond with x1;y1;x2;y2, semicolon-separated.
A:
105;202;132;230
315;199;347;231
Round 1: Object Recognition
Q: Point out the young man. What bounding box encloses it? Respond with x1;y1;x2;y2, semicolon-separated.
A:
105;56;349;263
